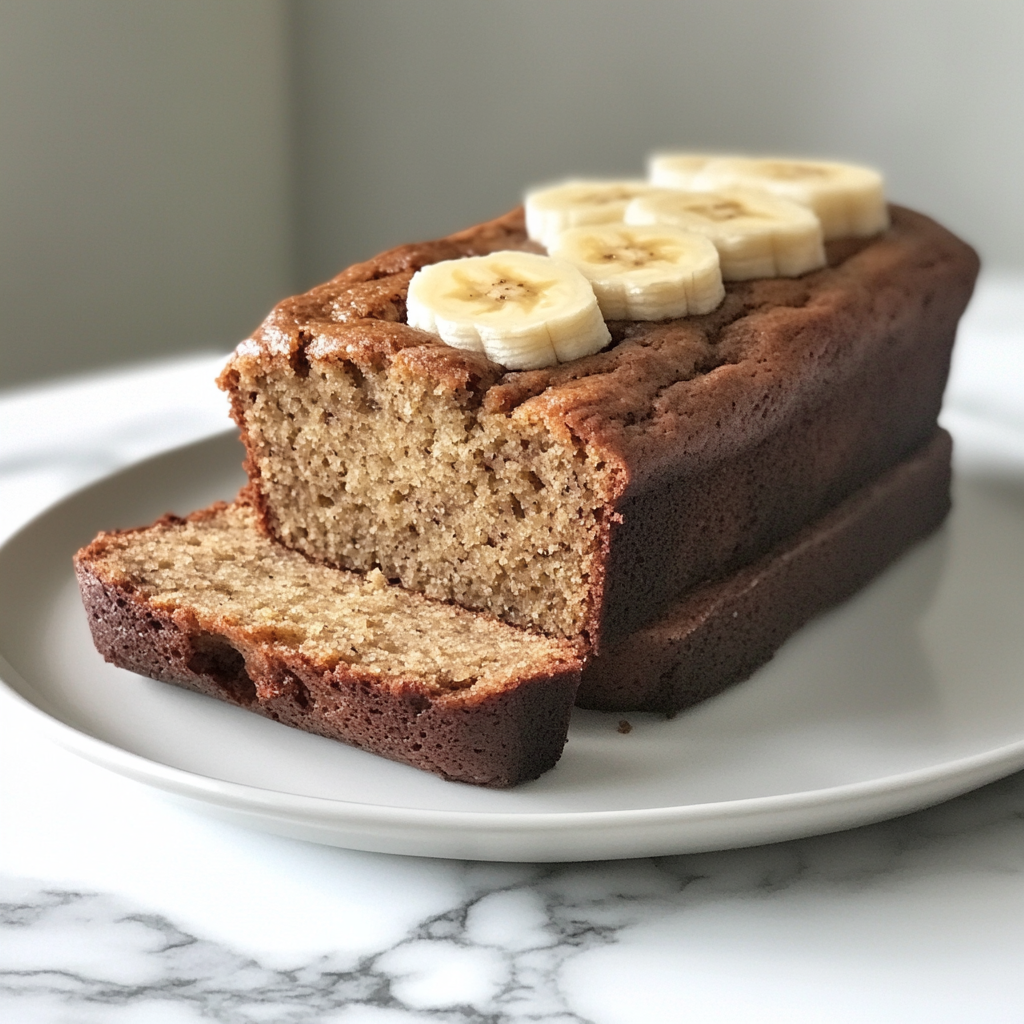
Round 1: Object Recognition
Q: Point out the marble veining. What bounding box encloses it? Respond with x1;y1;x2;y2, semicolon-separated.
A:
6;768;1024;1022
0;871;613;1023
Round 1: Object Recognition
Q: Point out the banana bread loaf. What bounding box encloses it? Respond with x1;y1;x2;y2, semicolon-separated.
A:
219;205;978;651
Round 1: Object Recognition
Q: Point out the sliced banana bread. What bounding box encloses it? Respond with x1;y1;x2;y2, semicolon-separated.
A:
74;502;582;787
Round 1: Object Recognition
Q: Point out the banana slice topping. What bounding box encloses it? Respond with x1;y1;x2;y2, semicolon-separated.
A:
548;224;724;320
625;187;826;281
648;154;888;239
406;250;611;370
411;154;885;369
524;180;655;249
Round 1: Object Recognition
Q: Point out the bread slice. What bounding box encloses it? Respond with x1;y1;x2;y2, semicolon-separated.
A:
73;502;582;787
219;206;977;652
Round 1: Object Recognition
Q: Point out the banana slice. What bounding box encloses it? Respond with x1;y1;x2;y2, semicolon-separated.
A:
625;187;826;281
645;154;716;181
548;223;724;320
649;154;888;240
524;180;655;248
406;250;611;370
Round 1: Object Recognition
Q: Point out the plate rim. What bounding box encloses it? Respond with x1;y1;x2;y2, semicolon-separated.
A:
5;652;1024;826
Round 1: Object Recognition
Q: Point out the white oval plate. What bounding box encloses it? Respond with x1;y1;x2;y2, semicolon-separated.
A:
2;431;1024;862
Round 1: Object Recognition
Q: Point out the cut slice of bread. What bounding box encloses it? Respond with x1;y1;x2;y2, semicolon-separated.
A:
73;502;582;787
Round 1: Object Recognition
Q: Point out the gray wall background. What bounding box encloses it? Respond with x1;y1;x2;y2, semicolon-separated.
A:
2;0;1022;389
0;0;294;388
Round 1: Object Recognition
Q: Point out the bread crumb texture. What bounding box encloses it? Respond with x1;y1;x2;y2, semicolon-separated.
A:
239;362;613;637
84;504;576;695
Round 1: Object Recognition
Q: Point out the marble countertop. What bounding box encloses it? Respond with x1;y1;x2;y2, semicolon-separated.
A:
3;273;1024;1023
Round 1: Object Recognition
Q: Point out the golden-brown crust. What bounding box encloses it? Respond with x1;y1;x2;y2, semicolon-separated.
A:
220;205;977;489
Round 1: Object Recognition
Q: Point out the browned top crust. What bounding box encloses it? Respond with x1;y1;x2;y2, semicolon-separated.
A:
221;205;979;496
